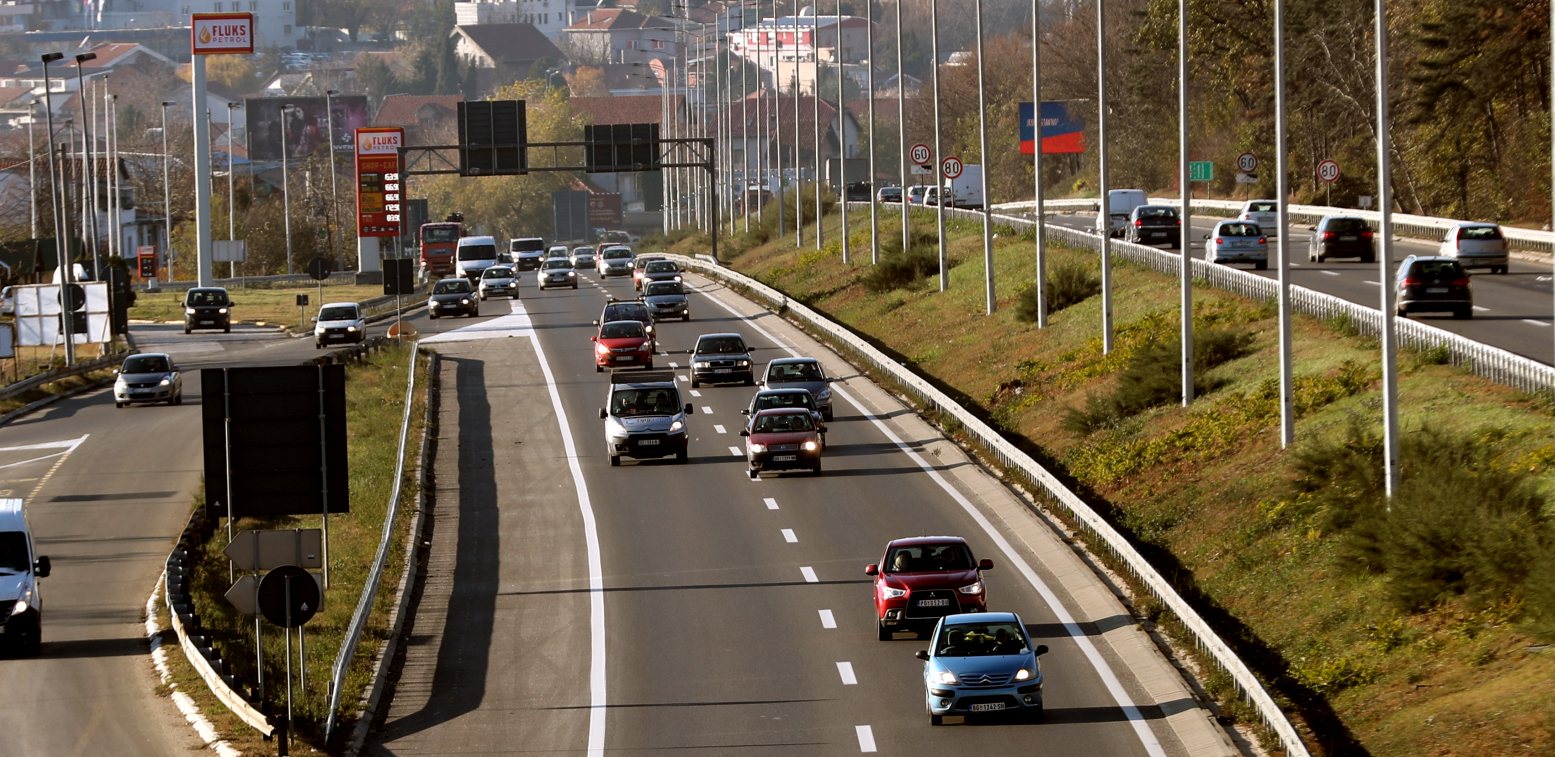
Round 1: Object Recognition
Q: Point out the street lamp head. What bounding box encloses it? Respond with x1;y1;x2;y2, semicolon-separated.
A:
74;52;97;64
326;89;340;96
41;52;63;64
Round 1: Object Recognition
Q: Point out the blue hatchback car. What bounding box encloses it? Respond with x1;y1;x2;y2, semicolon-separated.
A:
915;612;1048;725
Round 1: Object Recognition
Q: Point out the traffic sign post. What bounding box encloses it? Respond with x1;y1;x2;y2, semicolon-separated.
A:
258;564;322;734
1318;159;1341;206
1237;152;1258;173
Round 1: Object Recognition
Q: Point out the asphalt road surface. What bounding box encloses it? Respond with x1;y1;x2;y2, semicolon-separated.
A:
1040;212;1555;364
368;272;1220;756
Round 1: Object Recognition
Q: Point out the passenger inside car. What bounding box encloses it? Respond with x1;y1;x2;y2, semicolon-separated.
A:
754;412;814;433
434;279;471;294
600;322;645;339
936;623;1028;656
122;355;170;373
698;336;747;354
772;362;824;380
1218;222;1262;237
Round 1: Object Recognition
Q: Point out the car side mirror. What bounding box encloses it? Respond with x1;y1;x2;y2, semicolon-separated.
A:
33;556;49;578
1034;644;1049;657
865;564;878;576
915;650;930;661
739;429;749;436
592;319;599;326
590;336;597;341
684;404;694;415
1203;234;1211;240
979;558;994;571
311;317;318;322
597;408;607;419
112;368;119;374
740;409;750;415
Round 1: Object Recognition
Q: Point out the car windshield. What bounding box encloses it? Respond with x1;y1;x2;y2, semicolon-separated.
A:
122;355;170;373
768;361;824;381
1138;207;1177;219
1326;218;1370;233
753;412;815;433
543;259;573;270
600;321;645;339
645;282;683;296
574;246;596;256
459;244;497;260
885;544;974;572
881;188;901;197
935;622;1028;657
1219;223;1262;237
1459;226;1503;240
423;226;459;243
1407;261;1464;278
319;306;358;320
186;289;229;306
433;279;471;294
1247;202;1278;213
698;336;747;355
604;304;649;321
646;261;678;273
611;387;680;417
483;267;515;279
604;249;632;259
510;239;545;252
754;392;816;412
0;531;27;573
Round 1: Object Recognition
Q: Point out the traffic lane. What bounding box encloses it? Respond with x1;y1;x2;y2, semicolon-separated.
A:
539;275;1175;753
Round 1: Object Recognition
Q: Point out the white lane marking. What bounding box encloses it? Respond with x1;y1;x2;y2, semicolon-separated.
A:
678;375;688;382
669;361;679;368
819;609;837;628
764;497;779;510
1364;280;1381;285
729;446;743;456
421;308;534;344
517;298;608;756
1472;306;1490;312
856;725;877;752
689;390;702;397
701;406;714;414
692;274;1170;757
0;434;90;472
714;424;727;434
782;528;797;543
836;661;857;685
1524;319;1553;327
1320;270;1340;276
801;566;818;582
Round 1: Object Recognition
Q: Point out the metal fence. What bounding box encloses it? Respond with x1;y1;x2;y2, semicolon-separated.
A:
0;350;130;404
670;252;1313;757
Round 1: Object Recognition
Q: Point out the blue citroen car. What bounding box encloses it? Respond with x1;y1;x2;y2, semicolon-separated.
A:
915;612;1048;725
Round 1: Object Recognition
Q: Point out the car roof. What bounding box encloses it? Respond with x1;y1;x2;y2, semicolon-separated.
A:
189;286;228;293
0;498;26;532
459;235;496;244
942;611;1020;625
1450;222;1500;229
886;535;969;548
320;302;359;309
125;352;172;361
610;370;677;387
753;407;813;417
1404;255;1460;263
698;332;744;340
511;236;543;241
768;357;818;365
755;388;811;396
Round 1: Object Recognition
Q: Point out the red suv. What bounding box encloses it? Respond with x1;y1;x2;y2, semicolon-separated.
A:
593;320;654;372
866;537;992;640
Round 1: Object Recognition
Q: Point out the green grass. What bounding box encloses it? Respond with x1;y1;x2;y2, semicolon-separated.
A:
183;342;428;752
668;210;1555;757
132;283;391;332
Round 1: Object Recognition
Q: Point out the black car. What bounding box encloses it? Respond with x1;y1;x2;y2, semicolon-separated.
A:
596;299;656;347
1396;256;1472;319
742;387;826;447
1124;205;1181;249
689;332;754;387
642;281;690;321
184;287;232;334
877;186;903;204
1309;216;1375;262
845;181;873;202
428;278;479;319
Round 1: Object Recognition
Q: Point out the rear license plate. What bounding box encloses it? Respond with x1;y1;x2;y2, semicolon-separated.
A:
1426;287;1448;293
773;455;796;461
1233;241;1249;248
1150;232;1165;237
918;598;950;607
1340;236;1357;241
637;439;660;446
969;703;1005;712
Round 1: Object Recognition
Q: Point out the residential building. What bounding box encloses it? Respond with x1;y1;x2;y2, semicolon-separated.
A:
37;0;298;48
730;10;873;70
372;94;464;145
452;23;569;81
563;8;677;65
455;0;576;40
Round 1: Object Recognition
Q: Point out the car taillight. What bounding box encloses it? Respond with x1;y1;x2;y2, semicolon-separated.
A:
1452;277;1470;286
1361;231;1373;239
1322;232;1336;240
1175;219;1181;225
1214;238;1223;244
1501;240;1508;250
1134;219;1143;226
1402;278;1423;287
1258;237;1267;244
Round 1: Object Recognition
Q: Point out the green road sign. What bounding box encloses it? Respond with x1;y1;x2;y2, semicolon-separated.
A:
1189;161;1214;182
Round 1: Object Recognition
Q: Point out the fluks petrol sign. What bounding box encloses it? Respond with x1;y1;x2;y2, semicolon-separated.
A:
1019;102;1086;155
191;13;254;55
355;128;404;238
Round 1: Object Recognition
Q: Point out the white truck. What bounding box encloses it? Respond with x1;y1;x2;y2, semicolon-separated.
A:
1096;189;1147;237
938;164;985;210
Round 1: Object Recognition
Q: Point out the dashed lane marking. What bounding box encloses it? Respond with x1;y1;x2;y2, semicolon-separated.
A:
800;566;818;582
819;609;836;628
728;446;742;456
764;497;778;510
782;529;797;543
836;661;857;685
701;406;713;414
714;425;727;434
855;725;876;752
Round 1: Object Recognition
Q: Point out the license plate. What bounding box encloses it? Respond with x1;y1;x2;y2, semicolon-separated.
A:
614;356;633;361
637;439;660;446
1340;236;1357;241
969;703;1005;712
918;598;950;607
1150;232;1165;237
1426;287;1448;293
714;368;731;374
773;455;796;461
1233;241;1249;248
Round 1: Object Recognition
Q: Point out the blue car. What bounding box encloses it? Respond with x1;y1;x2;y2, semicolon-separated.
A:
915;612;1048;725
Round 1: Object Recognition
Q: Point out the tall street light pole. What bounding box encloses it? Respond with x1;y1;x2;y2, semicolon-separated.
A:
282;104;296;275
897;0;908;255
1376;0;1400;497
1032;0;1048;326
326;90;343;270
73;53;98;277
161;101;174;281
812;16;822;252
1178;0;1192;403
1274;0;1294;447
41;51;74;365
792;17;803;246
1097;0;1114;352
837;0;849;265
976;0;994;313
931;0;945;290
866;0;876;264
27;99;38;239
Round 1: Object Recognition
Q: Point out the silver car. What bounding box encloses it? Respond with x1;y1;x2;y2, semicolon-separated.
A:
762;357;836;421
114;352;183;407
479;265;520;299
1238;200;1279;235
1204;221;1269;270
571;246;598;270
597;246;635;278
1437;222;1509;274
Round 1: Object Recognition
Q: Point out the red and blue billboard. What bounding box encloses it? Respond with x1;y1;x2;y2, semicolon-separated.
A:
1019;102;1086;155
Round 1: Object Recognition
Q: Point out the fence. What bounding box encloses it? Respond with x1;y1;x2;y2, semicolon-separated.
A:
670;251;1313;756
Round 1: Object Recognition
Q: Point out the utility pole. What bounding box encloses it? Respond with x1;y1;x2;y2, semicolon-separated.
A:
931;0;945;290
1032;0;1047;327
72;54;98;276
282;104;296;275
866;0;877;264
41;52;75;366
1376;0;1400;498
27;99;37;239
326;91;343;270
837;0;848;265
1097;0;1113;352
897;0;907;255
1275;0;1294;446
161;101;174;281
1179;0;1192;403
977;0;994;313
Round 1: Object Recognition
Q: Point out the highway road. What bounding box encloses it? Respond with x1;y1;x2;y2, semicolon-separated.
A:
1039;211;1555;364
0;309;424;755
368;271;1229;755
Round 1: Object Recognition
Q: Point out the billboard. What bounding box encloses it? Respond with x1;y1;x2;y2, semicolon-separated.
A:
246;95;371;161
191;13;253;55
588;193;622;226
1019;102;1086;155
356;128;403;237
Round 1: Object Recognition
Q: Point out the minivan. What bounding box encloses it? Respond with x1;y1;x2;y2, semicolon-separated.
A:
456;236;500;280
510;237;546;271
184;287;232;334
1097;189;1147;237
0;498;51;655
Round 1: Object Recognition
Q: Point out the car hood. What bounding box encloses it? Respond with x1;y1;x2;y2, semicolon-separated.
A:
882;568;980;590
603;258;633;266
644;294;687;305
599;337;648;349
645;272;681;280
120;371;173;383
696;352;752;362
316;318;360;329
481;277;517;284
749;430;818;445
767;378;829;394
516;251;544;258
934;653;1038;678
188;304;227;311
431;291;473;302
0;572;29;602
615;414;679;433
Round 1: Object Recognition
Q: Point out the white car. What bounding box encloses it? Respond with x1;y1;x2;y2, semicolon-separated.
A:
455;236;500;281
597;246;635;278
478;265;521;299
1437;222;1509;274
0;499;51;655
1204;220;1269;269
546;245;571;259
571;245;598;269
1238;200;1279;236
314;302;365;347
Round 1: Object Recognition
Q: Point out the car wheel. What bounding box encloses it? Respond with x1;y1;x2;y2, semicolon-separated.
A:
173;394;183;406
224;325;231;333
744;374;755;387
812;460;822;476
1363;255;1375;264
682;314;690;322
690;377;700;389
1455;306;1472;319
822;409;834;422
21;618;41;656
1170;240;1180;250
878;622;892;641
429;313;438;319
572;283;578;289
676;449;688;463
645;361;654;370
609;455;620;467
596;365;603;373
115;402;123;408
1499;266;1509;274
1396;307;1408;318
184;326;191;334
471;309;479;317
1254;260;1268;270
315;342;322;349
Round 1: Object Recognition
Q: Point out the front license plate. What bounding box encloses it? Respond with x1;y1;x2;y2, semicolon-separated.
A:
713;369;731;374
614;356;633;361
918;598;950;607
1426;287;1448;293
637;439;660;446
773;455;796;461
969;703;1005;712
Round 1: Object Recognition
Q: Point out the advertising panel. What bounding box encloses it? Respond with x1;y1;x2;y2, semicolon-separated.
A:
191;13;253;55
356;128;403;238
588;193;623;226
246;96;371;161
1019;101;1086;155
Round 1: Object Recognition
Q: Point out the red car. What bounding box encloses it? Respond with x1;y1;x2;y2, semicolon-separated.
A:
593;320;654;372
866;537;992;640
741;408;822;476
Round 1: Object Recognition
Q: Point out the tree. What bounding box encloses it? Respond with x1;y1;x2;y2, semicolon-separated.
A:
318;0;377;42
206;55;259;93
568;66;610;97
355;54;397;106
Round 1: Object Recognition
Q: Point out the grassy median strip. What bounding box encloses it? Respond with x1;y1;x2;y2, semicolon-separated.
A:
133;283;390;332
681;211;1555;757
180;341;428;753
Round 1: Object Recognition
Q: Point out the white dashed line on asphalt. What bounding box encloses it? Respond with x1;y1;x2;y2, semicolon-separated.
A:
856;725;876;752
763;497;778;510
677;375;687;382
714;425;727;434
1320;270;1340;276
669;361;679;368
1364;280;1381;285
1524;319;1552;327
729;446;742;456
701;406;713;414
800;566;818;582
782;529;797;543
836;662;857;685
819;609;836;628
1473;306;1491;312
689;390;702;397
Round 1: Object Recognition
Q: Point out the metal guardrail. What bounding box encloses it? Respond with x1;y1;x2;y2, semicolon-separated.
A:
0;350;131;404
670;251;1314;756
324;343;422;740
135;270;360;293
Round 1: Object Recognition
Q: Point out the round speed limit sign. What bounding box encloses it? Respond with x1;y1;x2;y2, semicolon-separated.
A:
1317;159;1341;184
910;143;932;166
1236;152;1258;173
941;156;964;180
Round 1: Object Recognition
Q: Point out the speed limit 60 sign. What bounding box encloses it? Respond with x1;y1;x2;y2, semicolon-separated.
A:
1318;159;1341;183
1236;152;1258;174
910;143;932;166
941;156;964;179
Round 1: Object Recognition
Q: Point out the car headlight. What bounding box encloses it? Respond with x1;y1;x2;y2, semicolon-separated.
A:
748;442;766;453
596;343;609;354
1014;668;1033;681
737;359;750;367
645;325;654;334
933;670;959;685
695;361;710;369
430;301;440;307
507;282;517;287
958;581;984;595
461;298;470;304
880;586;906;599
639;343;652;352
159;377;171;386
818;388;832;400
185;307;196;315
217;307;228;314
669;420;683;432
568;271;576;277
12;598;28;615
674;275;682;281
346;325;358;332
802;440;818;451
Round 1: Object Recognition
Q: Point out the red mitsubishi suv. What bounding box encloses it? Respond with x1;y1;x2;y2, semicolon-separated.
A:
866;536;992;640
593;320;654;372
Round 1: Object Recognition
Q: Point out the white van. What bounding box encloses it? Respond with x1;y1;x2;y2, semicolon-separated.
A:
1097;189;1148;237
456;236;500;280
0;498;51;655
940;165;985;209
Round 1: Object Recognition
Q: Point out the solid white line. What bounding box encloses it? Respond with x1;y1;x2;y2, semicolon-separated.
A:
714;424;727;434
1523;319;1553;327
855;725;877;752
764;497;778;510
0;434;91;472
729;446;743;456
782;528;797;543
691;275;1169;757
519;299;608;756
819;609;836;628
701;406;714;414
800;566;818;582
690;390;702;397
836;661;857;685
1320;270;1340;276
1472;306;1490;312
1363;280;1381;285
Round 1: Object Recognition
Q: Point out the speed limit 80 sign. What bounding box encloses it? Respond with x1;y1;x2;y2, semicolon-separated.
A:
1318;159;1341;183
940;156;964;179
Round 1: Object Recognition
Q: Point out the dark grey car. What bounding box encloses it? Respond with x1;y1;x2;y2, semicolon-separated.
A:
183;287;231;334
428;278;479;318
762;357;835;421
689;333;754;387
642;281;690;321
1396;256;1472;319
1124;205;1181;249
741;387;826;447
1309;216;1375;262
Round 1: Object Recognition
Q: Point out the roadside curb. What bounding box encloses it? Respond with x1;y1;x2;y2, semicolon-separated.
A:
144;572;243;757
0;372;115;428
